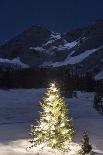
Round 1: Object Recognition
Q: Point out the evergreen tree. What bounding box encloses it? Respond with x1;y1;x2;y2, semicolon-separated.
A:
80;130;92;155
30;83;75;150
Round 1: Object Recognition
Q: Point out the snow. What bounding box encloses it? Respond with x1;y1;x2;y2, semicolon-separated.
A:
41;61;54;67
29;38;78;60
50;32;61;40
51;49;97;67
0;89;103;154
95;69;103;80
29;46;45;52
0;57;29;68
26;142;81;155
64;41;78;48
48;46;103;67
57;40;78;51
44;32;61;45
29;32;60;53
0;140;80;155
41;45;103;68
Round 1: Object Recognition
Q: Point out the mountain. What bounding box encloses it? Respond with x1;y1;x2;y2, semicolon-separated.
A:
0;21;103;80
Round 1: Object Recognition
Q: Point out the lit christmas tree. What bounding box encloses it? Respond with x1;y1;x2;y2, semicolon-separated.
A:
30;83;76;150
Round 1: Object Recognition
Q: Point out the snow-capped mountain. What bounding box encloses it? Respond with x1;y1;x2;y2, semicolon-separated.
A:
0;21;103;79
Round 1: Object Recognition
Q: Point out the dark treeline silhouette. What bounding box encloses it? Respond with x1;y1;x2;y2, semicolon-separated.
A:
93;92;103;114
0;67;102;93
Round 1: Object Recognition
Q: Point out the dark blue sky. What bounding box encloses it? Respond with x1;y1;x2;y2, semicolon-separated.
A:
0;0;103;43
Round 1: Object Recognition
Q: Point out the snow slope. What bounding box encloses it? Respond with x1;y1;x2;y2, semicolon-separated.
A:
42;45;103;67
0;89;103;155
29;46;45;52
95;69;103;80
56;40;78;51
0;57;29;68
50;48;99;67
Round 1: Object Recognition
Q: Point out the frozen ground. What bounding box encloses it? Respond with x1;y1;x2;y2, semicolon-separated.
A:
0;89;103;155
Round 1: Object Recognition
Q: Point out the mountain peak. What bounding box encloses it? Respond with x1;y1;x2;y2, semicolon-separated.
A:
0;21;103;79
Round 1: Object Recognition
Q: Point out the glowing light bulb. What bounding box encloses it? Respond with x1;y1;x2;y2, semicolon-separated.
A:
52;87;57;92
62;129;68;134
52;139;56;144
51;83;55;87
60;123;65;127
49;95;55;100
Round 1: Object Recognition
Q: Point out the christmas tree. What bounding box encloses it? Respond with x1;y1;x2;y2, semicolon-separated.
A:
30;83;75;150
80;130;92;155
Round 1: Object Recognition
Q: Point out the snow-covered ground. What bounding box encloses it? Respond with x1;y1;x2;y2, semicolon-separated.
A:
0;89;103;155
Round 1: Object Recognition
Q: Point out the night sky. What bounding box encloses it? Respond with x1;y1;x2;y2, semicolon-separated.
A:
0;0;103;43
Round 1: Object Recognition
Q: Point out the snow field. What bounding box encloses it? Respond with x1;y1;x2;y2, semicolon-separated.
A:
0;89;102;154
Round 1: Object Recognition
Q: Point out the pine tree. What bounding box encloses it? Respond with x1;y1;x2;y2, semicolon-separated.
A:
80;130;92;155
30;83;76;150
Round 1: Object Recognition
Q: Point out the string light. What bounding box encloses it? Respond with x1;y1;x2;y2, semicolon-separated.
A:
51;83;55;87
30;82;76;151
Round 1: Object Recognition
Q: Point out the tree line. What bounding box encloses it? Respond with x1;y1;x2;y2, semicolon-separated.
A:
0;66;102;94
